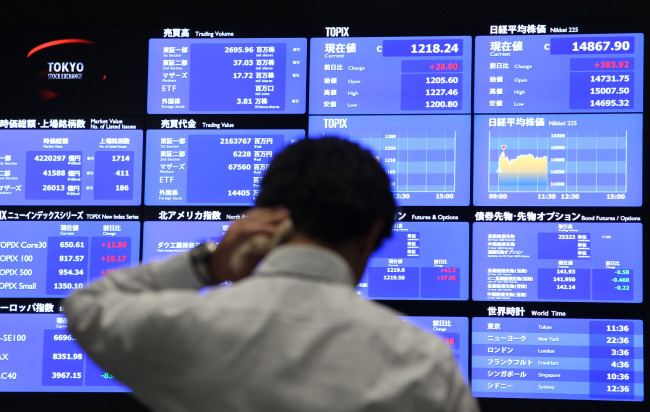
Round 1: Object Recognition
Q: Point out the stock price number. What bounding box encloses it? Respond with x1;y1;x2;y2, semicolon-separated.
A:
594;60;630;69
572;40;631;52
425;76;459;84
59;255;84;262
589;99;630;107
228;190;251;197
34;155;66;162
228;164;252;171
112;155;130;162
100;255;127;262
426;88;458;96
51;372;82;379
410;43;459;54
590;74;630;83
425;100;459;108
102;241;128;248
590;87;630;95
60;241;85;248
53;282;84;290
42;185;65;192
58;269;84;276
43;170;66;177
225;46;254;53
52;353;83;360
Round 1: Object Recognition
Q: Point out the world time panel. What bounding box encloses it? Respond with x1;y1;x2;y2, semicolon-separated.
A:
0;314;128;392
309;115;470;206
0;130;143;206
144;129;304;206
0;221;140;298
400;316;469;382
472;222;642;303
474;33;644;114
147;38;307;114
309;36;472;114
357;222;469;300
473;113;642;206
472;318;644;401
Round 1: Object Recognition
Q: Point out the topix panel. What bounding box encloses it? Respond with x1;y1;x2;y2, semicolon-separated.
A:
309;115;470;206
0;130;143;206
147;38;307;114
309;36;472;114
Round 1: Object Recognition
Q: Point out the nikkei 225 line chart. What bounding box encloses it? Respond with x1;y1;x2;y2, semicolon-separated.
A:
473;114;642;206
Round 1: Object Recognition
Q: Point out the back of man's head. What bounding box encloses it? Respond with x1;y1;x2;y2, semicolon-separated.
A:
256;137;396;250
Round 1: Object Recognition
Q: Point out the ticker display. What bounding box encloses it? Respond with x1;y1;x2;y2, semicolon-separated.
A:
0;130;143;205
147;38;307;114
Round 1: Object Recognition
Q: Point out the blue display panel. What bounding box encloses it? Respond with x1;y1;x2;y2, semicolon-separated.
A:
309;115;470;206
142;221;230;264
472;222;642;302
472;318;644;401
0;130;143;206
473;114;642;206
147;38;307;114
144;129;303;206
357;222;469;300
0;314;128;392
401;316;469;381
309;37;472;114
474;34;644;113
0;222;140;298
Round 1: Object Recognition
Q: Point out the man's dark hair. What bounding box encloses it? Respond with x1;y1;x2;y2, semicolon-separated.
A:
256;137;396;249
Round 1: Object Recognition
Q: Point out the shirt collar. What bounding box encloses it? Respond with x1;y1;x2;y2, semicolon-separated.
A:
253;244;356;287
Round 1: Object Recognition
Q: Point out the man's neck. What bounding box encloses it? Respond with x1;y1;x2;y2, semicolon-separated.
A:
284;233;366;283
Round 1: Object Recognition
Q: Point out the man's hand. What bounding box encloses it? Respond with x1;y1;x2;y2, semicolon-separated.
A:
208;208;291;283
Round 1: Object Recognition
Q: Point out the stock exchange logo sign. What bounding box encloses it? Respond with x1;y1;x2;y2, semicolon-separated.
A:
47;62;85;79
